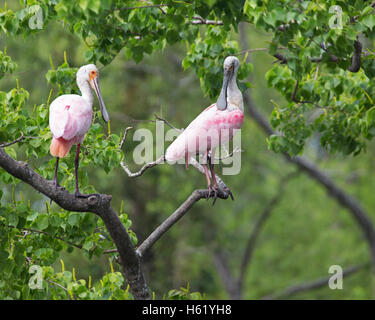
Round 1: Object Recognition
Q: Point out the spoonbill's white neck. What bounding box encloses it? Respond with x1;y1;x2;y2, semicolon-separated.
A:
227;73;244;112
77;78;94;106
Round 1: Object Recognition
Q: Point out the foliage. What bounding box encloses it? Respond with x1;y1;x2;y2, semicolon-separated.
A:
1;0;375;300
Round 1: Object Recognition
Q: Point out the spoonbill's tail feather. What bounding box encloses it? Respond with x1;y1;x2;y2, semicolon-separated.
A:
50;137;74;158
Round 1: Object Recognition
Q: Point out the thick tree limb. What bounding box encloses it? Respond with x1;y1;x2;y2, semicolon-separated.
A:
136;189;232;257
261;263;367;300
0;147;150;300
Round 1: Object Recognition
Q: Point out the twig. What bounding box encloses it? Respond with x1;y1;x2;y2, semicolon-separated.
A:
45;279;70;294
191;16;223;25
5;224;83;250
120;127;133;149
154;113;181;132
120;156;165;178
291;79;299;102
0;132;25;148
214;146;243;161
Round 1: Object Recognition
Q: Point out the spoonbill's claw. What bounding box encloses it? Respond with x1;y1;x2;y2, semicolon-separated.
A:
208;185;219;206
224;187;234;201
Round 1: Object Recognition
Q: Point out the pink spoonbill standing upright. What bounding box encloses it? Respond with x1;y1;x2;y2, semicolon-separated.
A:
165;56;244;203
49;64;109;197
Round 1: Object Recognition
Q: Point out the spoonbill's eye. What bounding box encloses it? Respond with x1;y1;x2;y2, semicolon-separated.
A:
89;70;98;81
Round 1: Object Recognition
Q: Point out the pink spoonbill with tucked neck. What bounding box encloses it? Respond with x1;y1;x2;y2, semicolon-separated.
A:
49;64;109;197
165;56;244;203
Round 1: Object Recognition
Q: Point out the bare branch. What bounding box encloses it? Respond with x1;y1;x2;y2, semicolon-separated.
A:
273;52;288;64
291;79;299;102
239;171;300;286
120;156;165;178
154;113;181;132
0;132;25;148
191;16;223;25
120;126;133;149
214;146;243;161
136;189;231;257
261;263;367;300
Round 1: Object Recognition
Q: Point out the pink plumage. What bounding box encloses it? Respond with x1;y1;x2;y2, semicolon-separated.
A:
48;64;109;198
165;56;244;203
165;104;244;161
49;95;93;157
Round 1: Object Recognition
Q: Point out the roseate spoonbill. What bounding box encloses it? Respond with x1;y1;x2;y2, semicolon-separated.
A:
165;56;244;203
49;64;109;197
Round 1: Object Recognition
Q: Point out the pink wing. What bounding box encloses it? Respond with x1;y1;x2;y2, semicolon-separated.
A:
49;95;93;141
165;104;244;161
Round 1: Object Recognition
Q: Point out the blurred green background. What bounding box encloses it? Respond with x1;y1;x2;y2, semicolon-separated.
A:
1;13;375;299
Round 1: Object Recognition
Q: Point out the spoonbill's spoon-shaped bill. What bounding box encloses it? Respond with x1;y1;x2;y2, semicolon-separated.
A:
89;71;109;122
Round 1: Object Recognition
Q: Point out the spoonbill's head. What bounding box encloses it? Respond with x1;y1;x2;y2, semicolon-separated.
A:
77;64;109;122
216;56;240;110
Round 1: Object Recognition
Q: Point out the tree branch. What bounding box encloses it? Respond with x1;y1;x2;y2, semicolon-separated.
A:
239;27;375;272
0;147;150;300
191;16;223;25
136;189;227;257
4;224;83;250
121;156;165;178
348;39;362;73
238;171;300;288
0;132;25;148
261;263;367;300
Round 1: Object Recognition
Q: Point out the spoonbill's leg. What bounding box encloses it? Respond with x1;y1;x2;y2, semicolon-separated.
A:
73;144;83;197
207;150;219;205
209;149;234;202
185;152;189;170
202;149;211;198
208;148;218;189
53;157;60;189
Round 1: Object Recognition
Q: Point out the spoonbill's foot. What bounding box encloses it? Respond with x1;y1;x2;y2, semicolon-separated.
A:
74;190;99;198
208;185;219;206
224;187;234;201
52;180;65;192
